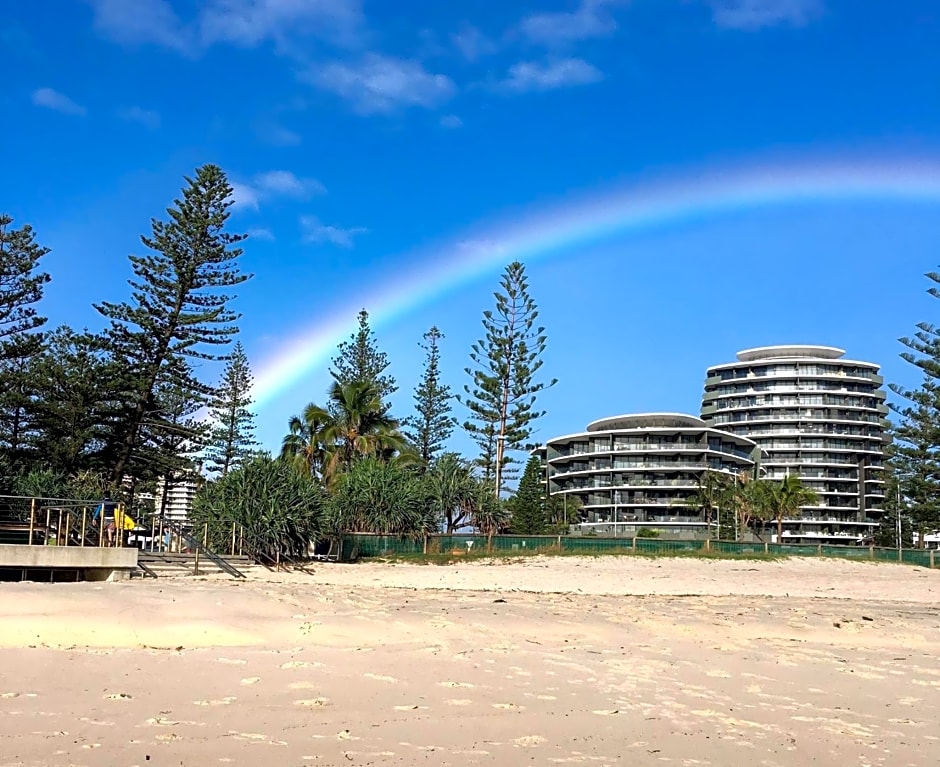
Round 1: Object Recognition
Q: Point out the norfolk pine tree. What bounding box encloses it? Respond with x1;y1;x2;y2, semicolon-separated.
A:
888;380;940;547
207;341;257;476
403;326;457;465
330;309;397;408
889;265;940;547
95;165;250;487
459;261;556;493
0;216;52;467
509;454;547;534
0;215;51;362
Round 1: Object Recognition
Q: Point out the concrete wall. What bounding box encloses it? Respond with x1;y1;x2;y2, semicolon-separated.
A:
0;544;138;581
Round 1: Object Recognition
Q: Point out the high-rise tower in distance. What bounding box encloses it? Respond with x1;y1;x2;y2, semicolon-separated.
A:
700;345;889;543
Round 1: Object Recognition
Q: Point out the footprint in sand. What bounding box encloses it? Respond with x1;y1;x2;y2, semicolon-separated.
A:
337;729;360;741
393;704;428;711
446;699;473;706
363;673;397;683
1;692;37;699
492;703;525;711
240;677;261;686
280;661;323;669
592;709;621;716
216;658;247;665
288;681;317;690
514;735;546;747
537;695;557;701
228;731;288;745
194;697;236;706
103;693;132;700
438;681;474;689
295;698;331;707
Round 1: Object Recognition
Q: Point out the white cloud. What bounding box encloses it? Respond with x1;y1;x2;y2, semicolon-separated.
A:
86;0;363;53
708;0;823;29
440;114;463;129
85;0;190;51
452;24;497;61
199;0;364;49
520;0;619;47
301;215;367;248
258;121;302;146
255;170;325;197
232;170;325;211
31;88;87;116
231;182;261;211
308;54;456;114
500;58;603;93
118;106;160;129
247;227;276;241
457;239;507;257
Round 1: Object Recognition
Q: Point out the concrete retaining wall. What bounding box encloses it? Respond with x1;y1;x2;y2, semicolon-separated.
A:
0;544;138;581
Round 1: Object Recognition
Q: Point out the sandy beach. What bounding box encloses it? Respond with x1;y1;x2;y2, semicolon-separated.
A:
1;555;939;766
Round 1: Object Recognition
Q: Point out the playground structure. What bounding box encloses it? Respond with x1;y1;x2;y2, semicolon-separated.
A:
0;495;246;581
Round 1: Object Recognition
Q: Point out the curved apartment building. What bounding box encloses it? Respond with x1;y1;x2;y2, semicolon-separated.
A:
700;345;889;543
544;413;758;538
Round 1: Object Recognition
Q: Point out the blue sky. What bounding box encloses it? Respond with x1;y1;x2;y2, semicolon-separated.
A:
2;0;939;459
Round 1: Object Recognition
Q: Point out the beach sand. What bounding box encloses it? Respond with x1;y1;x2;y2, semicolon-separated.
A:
1;555;938;766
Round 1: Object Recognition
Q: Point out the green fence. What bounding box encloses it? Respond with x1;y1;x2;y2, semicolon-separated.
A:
339;533;940;569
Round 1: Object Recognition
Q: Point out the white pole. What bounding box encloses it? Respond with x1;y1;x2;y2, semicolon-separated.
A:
896;476;902;555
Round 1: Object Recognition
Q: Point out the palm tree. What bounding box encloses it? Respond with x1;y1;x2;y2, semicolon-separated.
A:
280;402;332;481
321;381;408;480
282;381;413;489
424;452;479;532
764;474;819;544
727;471;771;541
679;471;732;539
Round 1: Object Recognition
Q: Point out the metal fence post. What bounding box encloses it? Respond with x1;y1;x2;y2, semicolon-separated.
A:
28;501;35;546
632;536;637;551
930;549;936;569
231;521;236;556
81;508;87;547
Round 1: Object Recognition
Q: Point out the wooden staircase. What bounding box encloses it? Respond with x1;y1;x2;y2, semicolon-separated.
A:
136;551;253;578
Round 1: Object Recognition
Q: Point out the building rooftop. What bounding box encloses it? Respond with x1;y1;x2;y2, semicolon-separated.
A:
735;345;846;362
586;413;706;432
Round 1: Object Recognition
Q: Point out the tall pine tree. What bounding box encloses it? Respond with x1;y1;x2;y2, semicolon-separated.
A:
458;261;556;493
0;215;52;469
0;215;50;362
403;326;456;465
95;165;250;487
206;341;257;477
31;327;124;475
889;266;940;547
508;454;546;534
888;381;940;547
330;309;397;408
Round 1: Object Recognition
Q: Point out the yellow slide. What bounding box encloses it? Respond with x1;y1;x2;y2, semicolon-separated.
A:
116;507;137;530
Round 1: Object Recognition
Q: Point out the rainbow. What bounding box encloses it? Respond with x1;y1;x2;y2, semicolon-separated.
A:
250;153;940;408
